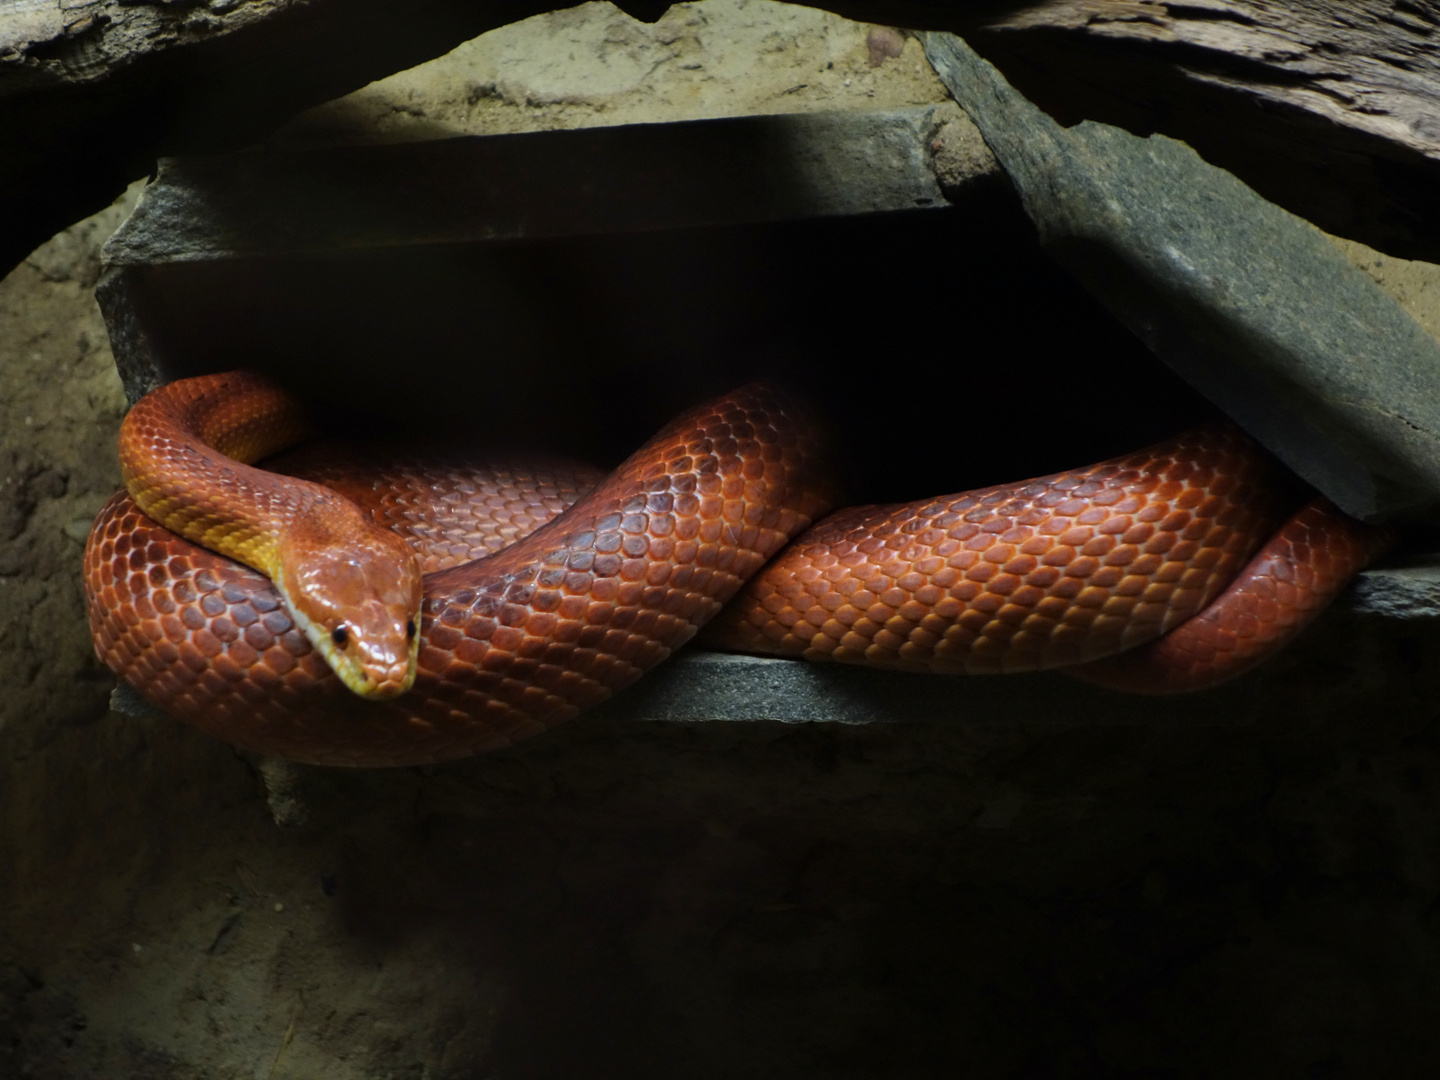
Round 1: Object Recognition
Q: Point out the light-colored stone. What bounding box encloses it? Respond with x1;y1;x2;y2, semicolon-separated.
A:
1331;234;1440;346
274;1;952;145
0;183;135;737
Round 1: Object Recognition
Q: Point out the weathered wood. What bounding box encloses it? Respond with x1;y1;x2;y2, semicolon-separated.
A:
981;0;1440;169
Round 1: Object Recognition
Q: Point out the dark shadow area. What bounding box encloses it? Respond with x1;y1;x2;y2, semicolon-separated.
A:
296;591;1440;1080
128;194;1216;506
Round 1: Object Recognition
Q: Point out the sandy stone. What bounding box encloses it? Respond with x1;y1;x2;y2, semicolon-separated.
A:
273;1;951;145
0;184;137;746
1331;234;1440;345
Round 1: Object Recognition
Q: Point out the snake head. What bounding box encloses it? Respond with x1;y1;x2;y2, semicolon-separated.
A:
273;521;424;700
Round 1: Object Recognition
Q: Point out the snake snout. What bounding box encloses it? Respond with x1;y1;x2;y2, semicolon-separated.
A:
340;608;421;698
338;589;424;699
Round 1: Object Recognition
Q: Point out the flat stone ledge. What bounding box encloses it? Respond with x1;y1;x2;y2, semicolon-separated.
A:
103;652;1214;733
96;103;997;403
108;548;1422;735
102;105;988;267
1350;560;1440;619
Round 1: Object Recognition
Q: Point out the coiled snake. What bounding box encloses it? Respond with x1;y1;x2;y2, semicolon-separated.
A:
83;372;1391;766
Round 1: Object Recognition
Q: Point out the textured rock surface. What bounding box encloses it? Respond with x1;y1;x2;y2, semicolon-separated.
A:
1331;234;1440;345
922;31;1440;525
0;0;953;280
0;186;134;745
1350;561;1440;620
273;0;952;144
0;0;552;278
13;620;1440;1078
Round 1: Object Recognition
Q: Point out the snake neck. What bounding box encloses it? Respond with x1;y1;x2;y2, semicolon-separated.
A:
118;371;424;700
118;371;314;570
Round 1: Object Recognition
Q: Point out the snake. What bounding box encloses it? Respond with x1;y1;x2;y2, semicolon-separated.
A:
114;372;425;700
83;372;1393;767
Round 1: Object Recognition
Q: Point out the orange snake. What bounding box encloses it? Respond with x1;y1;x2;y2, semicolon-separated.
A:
83;372;1392;767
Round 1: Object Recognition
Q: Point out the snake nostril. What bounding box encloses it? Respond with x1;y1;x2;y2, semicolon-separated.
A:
406;619;416;640
332;625;350;648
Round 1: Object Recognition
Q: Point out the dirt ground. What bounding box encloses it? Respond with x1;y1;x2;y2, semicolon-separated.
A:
4;3;1440;1078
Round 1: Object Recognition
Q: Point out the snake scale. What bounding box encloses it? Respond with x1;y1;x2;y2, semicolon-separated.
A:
83;372;1392;766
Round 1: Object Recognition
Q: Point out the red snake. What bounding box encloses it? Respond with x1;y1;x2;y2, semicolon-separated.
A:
83;372;1392;767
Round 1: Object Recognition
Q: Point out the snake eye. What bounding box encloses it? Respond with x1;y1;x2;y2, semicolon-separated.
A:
406;619;417;640
331;625;350;648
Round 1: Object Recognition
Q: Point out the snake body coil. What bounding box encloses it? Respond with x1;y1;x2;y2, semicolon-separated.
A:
84;373;1391;766
87;374;831;765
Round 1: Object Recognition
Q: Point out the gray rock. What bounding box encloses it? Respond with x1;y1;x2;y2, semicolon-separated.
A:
1349;560;1440;619
108;681;165;722
93;267;167;405
920;32;1440;524
96;104;997;405
592;650;1208;727
101;106;978;267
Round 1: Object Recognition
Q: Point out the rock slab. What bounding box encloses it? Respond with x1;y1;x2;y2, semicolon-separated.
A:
921;31;1440;524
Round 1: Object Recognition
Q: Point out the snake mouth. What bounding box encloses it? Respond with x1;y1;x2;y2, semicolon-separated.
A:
351;638;421;700
321;625;421;700
311;629;420;700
